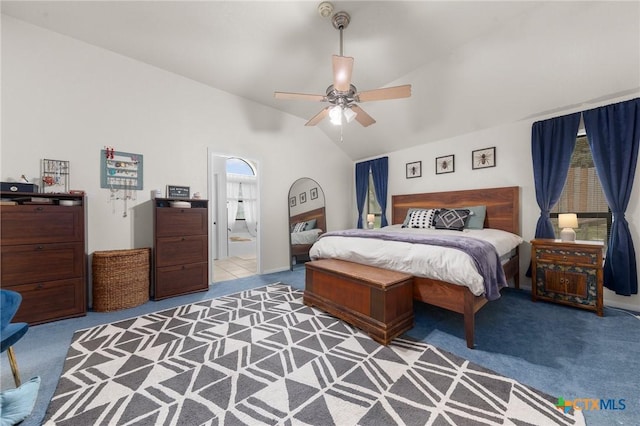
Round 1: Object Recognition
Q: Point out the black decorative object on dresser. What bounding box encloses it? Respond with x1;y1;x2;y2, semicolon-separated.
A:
0;191;87;324
531;239;604;316
152;198;209;300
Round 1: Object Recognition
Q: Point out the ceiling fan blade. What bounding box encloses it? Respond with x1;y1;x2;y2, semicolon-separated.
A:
274;92;325;102
305;107;331;126
332;55;354;92
356;84;412;102
351;105;376;127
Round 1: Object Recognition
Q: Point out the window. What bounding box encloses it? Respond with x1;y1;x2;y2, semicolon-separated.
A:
550;134;611;242
366;171;382;227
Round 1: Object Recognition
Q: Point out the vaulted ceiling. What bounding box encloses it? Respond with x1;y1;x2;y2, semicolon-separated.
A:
2;1;638;160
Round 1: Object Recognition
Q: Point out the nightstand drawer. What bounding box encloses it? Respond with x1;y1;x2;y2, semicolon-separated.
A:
535;247;599;266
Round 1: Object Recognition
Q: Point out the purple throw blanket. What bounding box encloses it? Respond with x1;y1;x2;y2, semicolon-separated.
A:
318;229;507;300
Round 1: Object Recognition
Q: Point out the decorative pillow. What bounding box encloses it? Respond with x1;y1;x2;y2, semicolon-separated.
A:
0;376;40;426
463;205;487;229
305;219;317;230
401;208;421;227
434;209;471;231
407;209;439;229
292;222;307;233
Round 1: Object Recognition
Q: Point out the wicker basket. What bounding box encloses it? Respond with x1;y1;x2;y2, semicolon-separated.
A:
92;248;151;312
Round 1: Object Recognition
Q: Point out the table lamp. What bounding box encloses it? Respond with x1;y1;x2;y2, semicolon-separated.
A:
367;214;375;229
558;213;578;242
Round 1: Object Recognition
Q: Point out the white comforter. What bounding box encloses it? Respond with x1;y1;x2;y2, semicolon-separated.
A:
309;225;524;296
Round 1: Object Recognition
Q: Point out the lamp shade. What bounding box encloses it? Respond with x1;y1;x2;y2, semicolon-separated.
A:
367;214;375;223
558;213;578;229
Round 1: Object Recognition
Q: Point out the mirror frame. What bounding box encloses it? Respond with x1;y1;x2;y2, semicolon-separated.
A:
288;178;326;269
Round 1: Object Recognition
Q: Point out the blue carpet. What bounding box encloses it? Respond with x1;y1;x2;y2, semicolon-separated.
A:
1;265;637;425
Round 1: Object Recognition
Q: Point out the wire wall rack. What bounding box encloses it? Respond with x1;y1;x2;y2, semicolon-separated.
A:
41;159;70;193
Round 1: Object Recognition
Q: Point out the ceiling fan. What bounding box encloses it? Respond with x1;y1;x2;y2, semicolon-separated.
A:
274;9;411;127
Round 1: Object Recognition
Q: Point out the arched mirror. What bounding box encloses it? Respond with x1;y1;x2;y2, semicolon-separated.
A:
288;178;326;269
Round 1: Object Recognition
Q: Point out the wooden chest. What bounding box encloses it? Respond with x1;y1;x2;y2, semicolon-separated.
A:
304;259;414;345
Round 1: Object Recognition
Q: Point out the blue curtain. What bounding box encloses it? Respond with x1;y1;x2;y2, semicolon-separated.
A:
531;112;581;239
583;98;639;295
355;161;370;228
370;157;389;227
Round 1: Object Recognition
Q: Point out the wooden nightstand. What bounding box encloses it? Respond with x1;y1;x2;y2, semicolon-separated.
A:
531;239;604;316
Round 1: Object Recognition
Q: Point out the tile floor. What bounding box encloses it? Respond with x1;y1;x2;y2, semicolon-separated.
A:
213;254;257;282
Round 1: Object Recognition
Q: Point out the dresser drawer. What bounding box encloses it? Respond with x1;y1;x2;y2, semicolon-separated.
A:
154;262;208;300
155;235;208;267
1;205;84;244
535;247;599;266
8;278;86;325
155;208;207;237
1;242;84;285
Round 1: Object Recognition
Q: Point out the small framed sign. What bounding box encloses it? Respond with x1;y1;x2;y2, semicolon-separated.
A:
167;185;190;199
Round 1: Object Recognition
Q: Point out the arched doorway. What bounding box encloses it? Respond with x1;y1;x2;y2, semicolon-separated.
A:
209;152;259;283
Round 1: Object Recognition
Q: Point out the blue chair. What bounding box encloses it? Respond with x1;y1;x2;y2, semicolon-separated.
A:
1;290;29;386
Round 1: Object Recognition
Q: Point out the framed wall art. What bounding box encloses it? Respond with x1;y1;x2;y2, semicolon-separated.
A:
406;161;422;179
472;147;496;169
436;155;455;174
290;196;296;207
310;187;318;200
299;191;307;204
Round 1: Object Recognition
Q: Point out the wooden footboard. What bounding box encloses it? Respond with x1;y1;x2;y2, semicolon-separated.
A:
413;277;488;349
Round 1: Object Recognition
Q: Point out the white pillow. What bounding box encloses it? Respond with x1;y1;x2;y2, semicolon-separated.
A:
407;209;439;229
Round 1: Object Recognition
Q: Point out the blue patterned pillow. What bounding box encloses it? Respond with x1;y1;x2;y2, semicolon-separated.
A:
434;209;471;231
407;209;439;229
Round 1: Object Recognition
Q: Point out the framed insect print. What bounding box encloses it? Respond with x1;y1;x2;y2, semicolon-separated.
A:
435;155;455;174
290;196;296;207
406;161;422;178
472;147;496;169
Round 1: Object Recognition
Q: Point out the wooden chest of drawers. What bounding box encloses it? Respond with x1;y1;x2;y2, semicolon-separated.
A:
0;192;87;324
530;239;604;316
152;198;209;300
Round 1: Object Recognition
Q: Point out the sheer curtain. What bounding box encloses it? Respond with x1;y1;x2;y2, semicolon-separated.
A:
242;179;258;237
226;179;241;231
583;98;639;295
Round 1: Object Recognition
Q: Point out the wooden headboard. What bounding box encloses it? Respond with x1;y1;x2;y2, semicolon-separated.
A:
289;207;327;233
391;186;520;235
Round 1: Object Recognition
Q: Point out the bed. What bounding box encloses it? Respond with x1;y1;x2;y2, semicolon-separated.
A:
289;207;326;264
308;186;522;348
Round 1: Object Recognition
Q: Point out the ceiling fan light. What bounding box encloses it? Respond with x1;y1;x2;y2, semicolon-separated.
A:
343;107;357;123
329;105;343;125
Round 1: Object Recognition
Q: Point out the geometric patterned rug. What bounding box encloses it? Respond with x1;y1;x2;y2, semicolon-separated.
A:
44;283;585;425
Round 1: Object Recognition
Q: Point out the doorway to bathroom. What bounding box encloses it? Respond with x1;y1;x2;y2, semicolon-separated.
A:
209;153;259;283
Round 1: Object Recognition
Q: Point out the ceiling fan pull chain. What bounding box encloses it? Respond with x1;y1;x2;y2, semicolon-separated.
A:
340;125;344;143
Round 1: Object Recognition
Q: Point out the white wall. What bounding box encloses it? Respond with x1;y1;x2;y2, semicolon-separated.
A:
379;99;640;312
0;16;354;275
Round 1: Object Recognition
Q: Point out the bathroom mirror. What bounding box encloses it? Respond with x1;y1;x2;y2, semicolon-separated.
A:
288;178;326;268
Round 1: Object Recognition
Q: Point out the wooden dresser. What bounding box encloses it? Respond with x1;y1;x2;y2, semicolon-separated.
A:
152;198;209;300
531;238;604;316
0;192;87;324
